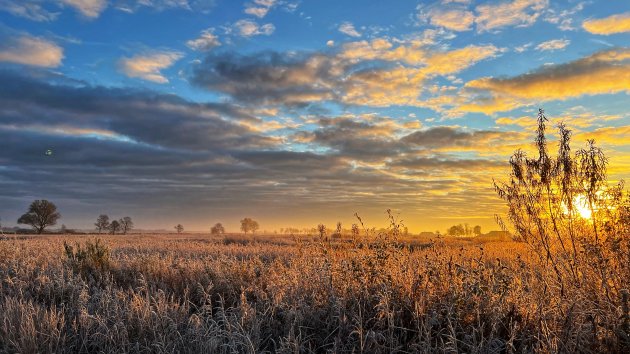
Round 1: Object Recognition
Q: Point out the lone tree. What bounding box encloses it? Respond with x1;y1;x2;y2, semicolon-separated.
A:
109;220;121;235
17;200;61;234
240;218;259;234
95;214;110;234
211;223;225;235
175;224;184;233
119;216;134;234
473;225;482;236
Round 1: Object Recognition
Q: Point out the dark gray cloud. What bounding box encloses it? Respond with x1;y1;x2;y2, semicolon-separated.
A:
191;51;342;106
401;126;514;148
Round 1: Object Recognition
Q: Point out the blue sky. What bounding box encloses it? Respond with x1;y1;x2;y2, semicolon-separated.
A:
0;0;629;232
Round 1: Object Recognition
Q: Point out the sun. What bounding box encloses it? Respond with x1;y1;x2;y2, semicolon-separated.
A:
573;194;593;219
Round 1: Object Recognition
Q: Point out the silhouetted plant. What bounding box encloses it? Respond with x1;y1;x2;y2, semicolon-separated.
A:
63;238;110;277
494;108;629;298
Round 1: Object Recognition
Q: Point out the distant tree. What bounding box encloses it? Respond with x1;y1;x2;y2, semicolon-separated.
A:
109;220;121;235
60;224;67;234
473;225;482;236
240;218;259;234
175;224;184;233
119;217;134;234
447;224;465;236
251;220;259;234
17;200;61;234
317;224;326;238
95;214;110;234
211;223;225;235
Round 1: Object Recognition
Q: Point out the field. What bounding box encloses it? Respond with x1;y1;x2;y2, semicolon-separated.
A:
0;230;628;353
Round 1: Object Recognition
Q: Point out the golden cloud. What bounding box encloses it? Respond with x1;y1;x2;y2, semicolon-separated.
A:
0;34;63;68
459;48;630;114
119;50;183;83
583;12;630;35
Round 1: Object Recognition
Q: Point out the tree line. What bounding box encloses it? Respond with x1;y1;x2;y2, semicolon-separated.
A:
9;200;261;236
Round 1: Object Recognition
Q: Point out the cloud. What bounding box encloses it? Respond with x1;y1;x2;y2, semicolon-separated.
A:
401;126;517;148
191;39;499;108
535;39;570;51
583;12;630;35
0;33;63;67
420;7;475;32
514;42;532;53
60;0;108;18
114;0;216;13
118;50;183;83
244;0;276;18
496;111;623;130
0;70;274;152
232;19;275;37
338;21;361;37
186;28;220;51
0;0;59;21
459;48;630;114
191;51;339;105
475;0;548;32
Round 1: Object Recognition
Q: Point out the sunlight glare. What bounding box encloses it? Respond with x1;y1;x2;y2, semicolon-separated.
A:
573;194;593;219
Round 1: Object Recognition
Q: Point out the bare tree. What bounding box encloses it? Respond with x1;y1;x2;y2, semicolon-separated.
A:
17;200;61;234
95;214;110;234
210;223;225;235
175;224;184;233
119;217;134;234
109;220;121;235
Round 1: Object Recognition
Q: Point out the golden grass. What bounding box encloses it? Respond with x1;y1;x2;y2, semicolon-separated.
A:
0;231;628;353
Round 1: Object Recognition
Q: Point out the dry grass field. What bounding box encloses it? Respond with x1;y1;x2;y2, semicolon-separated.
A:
0;227;628;353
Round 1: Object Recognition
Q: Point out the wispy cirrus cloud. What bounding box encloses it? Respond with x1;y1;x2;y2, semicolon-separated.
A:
583;12;630;35
60;0;108;18
475;0;548;32
535;38;570;51
0;0;59;21
338;21;361;37
118;50;183;83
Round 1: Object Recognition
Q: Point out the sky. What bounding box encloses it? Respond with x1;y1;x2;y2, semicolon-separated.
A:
0;0;629;233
